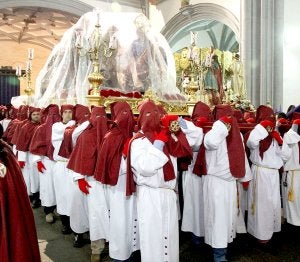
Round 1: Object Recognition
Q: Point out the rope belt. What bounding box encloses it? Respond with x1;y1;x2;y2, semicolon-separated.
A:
288;170;295;202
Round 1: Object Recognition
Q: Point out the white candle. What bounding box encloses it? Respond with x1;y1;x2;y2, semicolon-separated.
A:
16;66;19;76
28;48;34;59
26;60;32;70
97;13;100;25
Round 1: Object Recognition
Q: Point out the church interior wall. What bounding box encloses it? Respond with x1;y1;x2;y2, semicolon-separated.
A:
283;0;300;111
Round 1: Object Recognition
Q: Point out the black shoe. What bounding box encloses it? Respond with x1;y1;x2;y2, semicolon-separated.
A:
61;224;72;235
31;199;41;209
73;234;85;248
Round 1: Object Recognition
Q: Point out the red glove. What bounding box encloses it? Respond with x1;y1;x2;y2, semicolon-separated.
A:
122;138;131;158
260;120;275;130
161;115;178;128
271;130;283;145
246;118;256;123
196;116;208;127
277;118;288;125
18;161;25;169
242;181;250;190
219;115;232;125
78;178;91;194
154;128;169;143
293;119;300;125
37;161;46;173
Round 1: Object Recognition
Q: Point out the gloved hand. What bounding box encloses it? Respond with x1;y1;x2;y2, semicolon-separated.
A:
271;130;283;145
178;116;188;129
154;128;169;143
161;115;178;128
37;161;46;173
219;116;232;131
122;138;131;158
242;181;250;190
246;118;256;123
78;178;91;194
18;161;25;169
196;116;208;127
293;119;300;125
277;118;288;127
260;120;274;132
219;115;232;125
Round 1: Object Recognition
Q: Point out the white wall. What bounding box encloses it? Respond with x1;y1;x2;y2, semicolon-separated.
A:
149;0;240;32
283;0;300;111
80;0;141;12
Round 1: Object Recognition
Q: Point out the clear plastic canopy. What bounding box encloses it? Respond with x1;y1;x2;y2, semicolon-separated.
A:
34;10;182;107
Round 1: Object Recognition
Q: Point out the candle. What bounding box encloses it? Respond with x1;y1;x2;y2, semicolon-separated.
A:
28;48;34;59
26;60;32;70
97;13;100;25
16;65;21;76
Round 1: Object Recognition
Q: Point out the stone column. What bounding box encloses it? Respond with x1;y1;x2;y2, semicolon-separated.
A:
241;0;283;109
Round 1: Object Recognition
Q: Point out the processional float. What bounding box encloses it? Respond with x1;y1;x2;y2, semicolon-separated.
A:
34;10;255;118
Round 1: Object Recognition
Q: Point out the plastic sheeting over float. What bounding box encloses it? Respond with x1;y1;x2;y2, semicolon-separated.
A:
34;10;182;107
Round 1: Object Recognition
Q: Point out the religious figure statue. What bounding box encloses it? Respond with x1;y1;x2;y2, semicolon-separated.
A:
227;54;247;99
203;47;224;104
124;14;151;93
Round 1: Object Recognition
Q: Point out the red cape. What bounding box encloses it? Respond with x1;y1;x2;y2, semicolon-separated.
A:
0;139;41;262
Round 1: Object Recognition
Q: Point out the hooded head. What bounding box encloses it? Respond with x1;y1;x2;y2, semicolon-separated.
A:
29;107;41;123
61;104;74;123
74;104;90;124
191;101;212;123
90;106;107;127
46;104;61;124
137;100;160;135
110;101;134;137
256;105;275;123
213;104;233;121
17;105;29;121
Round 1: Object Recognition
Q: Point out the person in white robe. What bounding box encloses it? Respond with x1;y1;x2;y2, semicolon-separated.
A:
128;100;202;262
68;106;109;260
51;105;75;234
95;102;140;262
246;105;283;245
29;104;61;223
203;105;251;262
281;119;300;226
16;108;41;208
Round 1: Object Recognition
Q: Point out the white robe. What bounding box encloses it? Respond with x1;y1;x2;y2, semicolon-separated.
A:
282;127;300;226
69;120;110;240
131;120;202;262
108;158;139;260
181;126;205;237
51;120;76;216
0;118;11;132
203;120;251;248
69;174;110;241
18;150;39;195
31;154;56;207
246;124;283;240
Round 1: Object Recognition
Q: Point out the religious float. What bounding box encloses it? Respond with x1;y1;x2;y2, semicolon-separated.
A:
32;9;255;118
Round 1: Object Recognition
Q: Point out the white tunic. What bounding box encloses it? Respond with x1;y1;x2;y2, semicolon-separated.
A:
69;174;110;241
282;127;300;226
0;119;11;132
108;158;139;260
31;154;57;207
181;126;205;237
18;150;39;195
203;120;251;248
131;120;202;262
246;124;283;240
51;120;76;216
69;120;110;240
